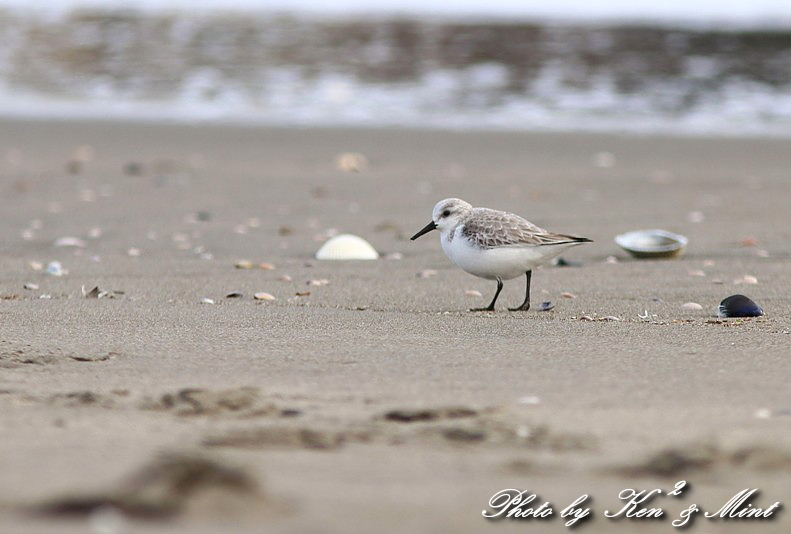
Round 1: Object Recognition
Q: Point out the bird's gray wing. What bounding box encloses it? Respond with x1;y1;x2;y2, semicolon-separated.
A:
461;208;588;249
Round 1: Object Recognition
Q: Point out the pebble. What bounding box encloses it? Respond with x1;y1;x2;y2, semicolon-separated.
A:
740;236;758;247
30;261;43;271
754;408;772;419
688;269;706;277
560;292;576;299
307;279;329;286
686;211;705;223
537;301;555;312
23;283;38;290
578;315;594;321
127;248;141;257
258;262;275;270
734;275;758;285
54;237;87;248
518;396;541;405
278;275;293;282
464;289;482;297
200;298;215;305
605;256;618;264
254;292;276;301
681;302;704;311
417;269;437;278
225;292;243;298
295;291;311;297
235;260;254;269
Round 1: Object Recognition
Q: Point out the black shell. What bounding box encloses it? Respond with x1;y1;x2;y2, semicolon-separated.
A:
718;294;764;318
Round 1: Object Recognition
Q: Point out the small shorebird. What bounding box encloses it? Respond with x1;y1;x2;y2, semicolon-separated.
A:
411;198;592;311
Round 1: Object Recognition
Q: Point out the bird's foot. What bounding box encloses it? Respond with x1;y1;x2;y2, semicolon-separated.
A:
508;303;531;312
469;306;495;312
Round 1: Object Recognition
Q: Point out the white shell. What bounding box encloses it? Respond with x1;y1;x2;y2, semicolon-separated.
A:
315;234;379;260
614;229;688;259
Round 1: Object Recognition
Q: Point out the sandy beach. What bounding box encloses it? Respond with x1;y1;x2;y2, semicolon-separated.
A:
1;119;790;533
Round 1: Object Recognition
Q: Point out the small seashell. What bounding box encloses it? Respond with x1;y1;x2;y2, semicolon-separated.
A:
739;236;758;247
127;248;141;257
465;289;483;297
54;237;87;248
21;229;34;240
537;301;555;312
233;225;248;235
45;261;65;276
200;298;215;305
24;283;39;290
82;285;106;299
686;211;705;223
718;294;763;318
278;275;292;282
88;227;102;239
578;315;594;321
703;260;715;267
258;262;275;270
755;249;769;258
614;229;687;259
295;291;311;297
733;275;758;285
307;279;329;286
316;234;379;260
385;252;403;261
560;292;576;299
254;292;276;301
30;261;44;271
711;278;724;284
688;269;706;277
518;396;541;405
605;256;619;264
417;269;437;278
335;152;368;172
681;302;703;311
225;292;243;298
754;408;772;419
601;316;621;321
591;151;616;168
39;294;52;299
235;260;254;269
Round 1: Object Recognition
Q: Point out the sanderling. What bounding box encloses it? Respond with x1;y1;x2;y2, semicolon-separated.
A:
411;198;592;311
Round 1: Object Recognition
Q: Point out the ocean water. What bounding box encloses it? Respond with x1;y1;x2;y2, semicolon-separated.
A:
2;1;791;135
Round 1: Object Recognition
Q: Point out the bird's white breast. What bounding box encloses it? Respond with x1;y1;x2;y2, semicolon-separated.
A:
440;226;578;280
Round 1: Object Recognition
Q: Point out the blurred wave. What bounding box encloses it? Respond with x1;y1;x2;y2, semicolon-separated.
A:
1;7;791;135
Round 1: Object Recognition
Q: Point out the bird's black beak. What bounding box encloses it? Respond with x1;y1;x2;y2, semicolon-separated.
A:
411;221;437;240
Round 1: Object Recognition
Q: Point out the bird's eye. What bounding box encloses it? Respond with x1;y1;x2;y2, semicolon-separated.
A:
442;210;450;217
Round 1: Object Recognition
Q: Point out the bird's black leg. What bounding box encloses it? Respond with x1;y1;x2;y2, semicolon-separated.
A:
471;277;503;312
509;271;532;311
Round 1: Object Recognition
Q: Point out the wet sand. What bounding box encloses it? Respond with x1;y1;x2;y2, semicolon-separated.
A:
1;120;790;533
